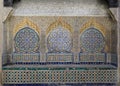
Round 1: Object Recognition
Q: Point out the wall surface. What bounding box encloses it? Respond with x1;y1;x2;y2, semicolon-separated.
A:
0;0;120;86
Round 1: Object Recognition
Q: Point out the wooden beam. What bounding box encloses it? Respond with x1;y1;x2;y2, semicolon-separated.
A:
4;0;20;7
107;0;118;7
3;0;119;7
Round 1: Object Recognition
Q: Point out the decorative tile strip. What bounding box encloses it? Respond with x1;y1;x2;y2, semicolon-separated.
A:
12;53;40;63
2;69;117;84
79;53;106;62
46;53;73;62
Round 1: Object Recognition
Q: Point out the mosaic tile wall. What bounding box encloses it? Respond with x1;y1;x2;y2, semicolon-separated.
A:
2;17;115;63
2;16;117;85
4;16;116;64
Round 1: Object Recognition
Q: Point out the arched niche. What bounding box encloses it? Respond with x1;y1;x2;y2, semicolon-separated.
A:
12;18;41;64
79;18;108;63
80;28;105;53
79;27;106;63
47;26;72;53
79;18;117;66
14;27;40;53
46;19;73;62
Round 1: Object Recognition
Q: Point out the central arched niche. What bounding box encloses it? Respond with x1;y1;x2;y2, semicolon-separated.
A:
46;26;73;62
47;27;72;53
46;18;74;62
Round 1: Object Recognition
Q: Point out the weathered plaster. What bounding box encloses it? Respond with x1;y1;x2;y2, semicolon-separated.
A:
13;0;109;16
0;0;12;85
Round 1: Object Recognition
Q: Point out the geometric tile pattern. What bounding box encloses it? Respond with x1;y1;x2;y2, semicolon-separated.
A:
12;53;40;63
47;27;72;53
46;53;73;62
14;27;40;53
2;70;117;84
80;28;105;53
79;53;106;62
